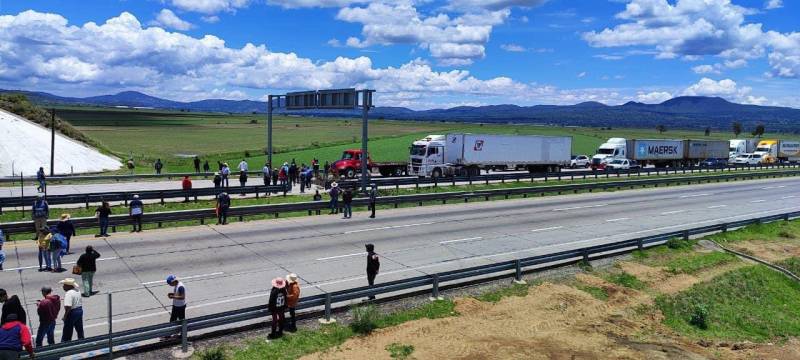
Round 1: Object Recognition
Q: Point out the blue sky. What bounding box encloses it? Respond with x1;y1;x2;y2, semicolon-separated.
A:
0;0;797;109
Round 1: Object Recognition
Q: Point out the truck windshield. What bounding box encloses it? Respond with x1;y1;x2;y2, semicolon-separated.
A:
729;147;736;152
597;148;614;155
410;145;426;156
756;147;770;152
341;152;355;160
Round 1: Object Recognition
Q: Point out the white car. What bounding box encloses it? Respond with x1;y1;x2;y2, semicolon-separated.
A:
605;158;640;170
733;153;762;165
570;155;590;168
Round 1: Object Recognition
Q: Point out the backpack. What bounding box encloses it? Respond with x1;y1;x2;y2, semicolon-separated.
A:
51;233;67;250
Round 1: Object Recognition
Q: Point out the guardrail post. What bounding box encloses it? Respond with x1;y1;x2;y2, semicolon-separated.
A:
160;192;165;205
785;214;790;221
637;239;643;251
85;196;90;209
514;259;526;284
452;177;456;186
181;318;189;353
319;293;336;324
108;292;113;359
430;274;443;301
433;177;438;188
582;249;590;263
683;230;690;240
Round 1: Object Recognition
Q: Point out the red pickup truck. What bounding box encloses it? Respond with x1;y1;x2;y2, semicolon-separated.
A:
330;149;408;178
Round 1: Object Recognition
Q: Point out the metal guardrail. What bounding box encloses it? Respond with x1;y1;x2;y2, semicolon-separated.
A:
0;170;269;184
2;170;798;237
23;209;800;359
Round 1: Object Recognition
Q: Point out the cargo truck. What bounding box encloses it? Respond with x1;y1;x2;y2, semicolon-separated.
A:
729;139;759;160
408;134;572;178
593;138;728;168
330;149;408;178
753;139;800;163
590;138;627;170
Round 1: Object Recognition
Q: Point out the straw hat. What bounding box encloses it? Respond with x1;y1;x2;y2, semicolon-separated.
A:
60;213;70;220
331;182;339;188
59;278;79;287
271;277;286;289
286;273;298;283
133;194;140;199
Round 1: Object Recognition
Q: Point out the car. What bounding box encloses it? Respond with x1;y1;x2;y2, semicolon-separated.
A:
733;153;762;165
605;158;640;170
699;158;727;168
570;155;591;169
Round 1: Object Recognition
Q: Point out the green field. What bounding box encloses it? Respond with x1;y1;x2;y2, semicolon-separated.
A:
54;106;800;174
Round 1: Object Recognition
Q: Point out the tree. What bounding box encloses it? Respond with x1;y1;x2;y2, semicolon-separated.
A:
751;124;765;137
656;124;666;134
704;127;711;136
732;122;742;137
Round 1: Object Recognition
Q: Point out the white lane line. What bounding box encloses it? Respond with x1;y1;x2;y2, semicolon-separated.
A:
605;218;630;222
783;195;797;199
1;257;118;272
680;193;711;198
661;210;686;215
763;185;786;190
141;272;224;285
553;204;607;212
750;200;766;203
316;252;366;261
439;237;483;245
531;226;564;233
707;205;727;209
344;222;435;234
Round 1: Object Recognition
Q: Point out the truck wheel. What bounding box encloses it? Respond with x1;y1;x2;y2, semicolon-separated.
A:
378;168;389;177
345;168;356;179
432;168;442;178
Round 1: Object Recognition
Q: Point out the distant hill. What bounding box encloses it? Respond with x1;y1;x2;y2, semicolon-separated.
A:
3;89;800;133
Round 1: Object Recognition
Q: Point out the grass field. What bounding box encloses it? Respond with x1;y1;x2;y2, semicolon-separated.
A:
54;106;800;174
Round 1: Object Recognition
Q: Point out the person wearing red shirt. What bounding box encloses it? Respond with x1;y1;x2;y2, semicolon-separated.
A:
181;176;193;202
0;313;34;359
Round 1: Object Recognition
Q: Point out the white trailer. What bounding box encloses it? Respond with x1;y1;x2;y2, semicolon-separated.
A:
409;133;571;178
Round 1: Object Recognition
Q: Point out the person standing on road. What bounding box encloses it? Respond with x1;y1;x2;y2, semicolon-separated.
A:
285;274;300;332
238;159;249;173
77;246;100;297
154;159;163;175
221;163;231;188
36;167;46;193
203;160;210;173
342;188;353;219
289;161;297;185
365;244;380;300
60;278;84;342
35;286;60;347
328;182;339;214
94;202;111;237
56;214;75;254
213;172;222;189
0;290;27;325
182;176;193;202
262;163;271;187
369;184;378;219
216;192;231;225
37;228;52;272
32;195;49;240
0;313;34;360
166;275;186;324
299;166;306;194
129;195;144;232
267;277;287;339
49;227;66;273
193;156;201;173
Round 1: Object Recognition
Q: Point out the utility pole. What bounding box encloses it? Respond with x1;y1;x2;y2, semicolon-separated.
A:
267;95;273;167
360;90;373;193
50;109;56;176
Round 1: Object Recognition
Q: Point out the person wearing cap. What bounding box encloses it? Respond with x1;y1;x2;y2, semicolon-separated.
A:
36;227;52;272
31;195;49;240
267;277;288;339
166;275;187;324
365;244;380;300
216;192;231;225
56;214;75;254
285;274;300;332
369;184;378;219
35;286;60;347
76;246;101;297
60;278;84;342
0;313;33;359
328;182;340;214
213;172;222;189
129;195;144;232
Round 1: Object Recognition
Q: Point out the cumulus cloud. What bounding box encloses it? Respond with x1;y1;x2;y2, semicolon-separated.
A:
201;15;220;23
151;9;194;31
636;91;673;103
692;64;719;74
500;43;526;52
446;0;548;11
682;77;767;104
765;0;783;10
577;72;587;78
582;0;800;79
170;0;251;14
267;0;368;8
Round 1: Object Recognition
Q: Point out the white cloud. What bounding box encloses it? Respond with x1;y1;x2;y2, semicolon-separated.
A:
201;15;220;23
151;9;193;31
500;43;526;52
577;71;587;78
682;77;767;104
446;0;548;11
327;38;342;47
266;0;368;9
765;0;783;10
170;0;251;14
594;54;624;60
636;91;672;103
692;64;719;74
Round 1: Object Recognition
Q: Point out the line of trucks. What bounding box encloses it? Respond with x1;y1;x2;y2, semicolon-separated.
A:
329;134;800;179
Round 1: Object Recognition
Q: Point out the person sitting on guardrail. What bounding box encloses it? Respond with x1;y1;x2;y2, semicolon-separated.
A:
35;286;60;347
216;192;231;225
0;313;33;360
366;244;380;301
59;278;84;342
37;228;52;272
56;214;75;254
267;277;287;339
76;246;101;297
285;274;300;333
36;167;46;193
94;202;112;237
129;195;144;232
328;182;340;214
182;176;193;201
166;275;187;326
154;159;164;175
32;195;49;240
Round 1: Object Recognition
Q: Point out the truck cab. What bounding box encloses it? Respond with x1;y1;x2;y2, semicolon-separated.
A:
753;140;778;164
409;135;446;177
331;149;373;178
591;138;627;170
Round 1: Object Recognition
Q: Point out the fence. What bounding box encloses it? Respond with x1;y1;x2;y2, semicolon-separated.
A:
23;209;800;359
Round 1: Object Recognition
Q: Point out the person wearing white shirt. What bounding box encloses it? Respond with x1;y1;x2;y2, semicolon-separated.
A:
238;160;249;172
262;164;271;187
59;278;84;342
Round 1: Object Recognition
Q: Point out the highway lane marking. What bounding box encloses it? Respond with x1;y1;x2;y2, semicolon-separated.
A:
316;252;366;261
605;218;630;223
763;185;786;190
553;204;607;212
680;193;711;198
783;195;797;199
661;210;686;215
1;257;118;272
344;222;435;234
750;200;766;203
141;272;224;285
439;237;483;245
707;205;727;209
530;226;564;233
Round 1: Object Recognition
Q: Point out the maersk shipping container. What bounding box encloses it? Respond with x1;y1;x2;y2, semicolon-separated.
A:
626;139;685;161
444;134;571;166
685;140;729;159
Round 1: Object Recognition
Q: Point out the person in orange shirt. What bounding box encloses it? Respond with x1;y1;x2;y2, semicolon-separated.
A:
285;274;301;332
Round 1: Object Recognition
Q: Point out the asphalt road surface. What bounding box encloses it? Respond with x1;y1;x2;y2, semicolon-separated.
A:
1;176;799;342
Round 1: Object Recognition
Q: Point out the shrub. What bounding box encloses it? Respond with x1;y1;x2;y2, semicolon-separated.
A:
197;347;227;360
249;119;258;124
386;343;415;359
350;305;380;335
666;237;693;250
244;150;251;158
689;303;709;330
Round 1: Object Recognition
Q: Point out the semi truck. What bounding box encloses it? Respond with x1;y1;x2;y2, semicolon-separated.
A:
330;149;408;178
729;139;759;160
753;139;800;163
592;138;728;168
408;134;572;178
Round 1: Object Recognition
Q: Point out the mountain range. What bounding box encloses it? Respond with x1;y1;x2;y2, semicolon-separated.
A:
4;89;800;133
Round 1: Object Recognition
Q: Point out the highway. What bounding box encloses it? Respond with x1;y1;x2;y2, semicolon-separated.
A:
1;176;799;339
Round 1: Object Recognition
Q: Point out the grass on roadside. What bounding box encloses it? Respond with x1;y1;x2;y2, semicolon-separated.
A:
604;272;647;290
665;252;737;274
574;284;610;301
706;220;800;244
474;282;532;303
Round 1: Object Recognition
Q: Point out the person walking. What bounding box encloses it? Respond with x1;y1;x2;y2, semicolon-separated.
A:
76;246;100;297
60;278;84;342
342;188;353;219
36;167;46;193
368;184;378;219
94;202;111;237
0;230;5;271
238;159;249;173
213;172;222;189
0;313;34;360
193;156;201;174
129;195;144;232
0;290;26;325
262;163;271;187
36;228;52;272
285;274;300;332
238;171;248;195
203;160;210;173
166;275;186;324
35;286;60;347
267;277;287;339
221;163;231;188
49;227;66;273
154;159;163;175
32;195;49;240
365;244;380;300
216;192;231;225
328;182;340;214
182;176;193;202
56;214;75;254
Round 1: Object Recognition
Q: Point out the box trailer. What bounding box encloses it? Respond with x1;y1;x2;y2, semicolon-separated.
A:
685;140;729;160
